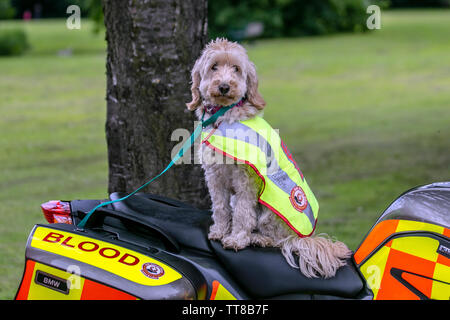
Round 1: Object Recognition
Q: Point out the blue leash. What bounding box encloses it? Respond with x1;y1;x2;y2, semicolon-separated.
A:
77;101;238;229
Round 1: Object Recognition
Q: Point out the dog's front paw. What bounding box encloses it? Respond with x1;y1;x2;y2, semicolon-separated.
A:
250;234;274;247
208;224;227;241
222;232;251;251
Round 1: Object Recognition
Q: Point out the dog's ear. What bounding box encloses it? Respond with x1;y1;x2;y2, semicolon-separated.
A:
186;59;203;111
246;61;266;110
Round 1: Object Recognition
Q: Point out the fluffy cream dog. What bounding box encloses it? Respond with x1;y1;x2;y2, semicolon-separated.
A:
186;38;351;278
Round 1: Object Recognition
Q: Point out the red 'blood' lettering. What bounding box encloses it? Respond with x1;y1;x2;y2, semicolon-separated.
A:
61;236;76;248
42;232;64;243
99;247;120;259
78;241;99;252
119;253;140;266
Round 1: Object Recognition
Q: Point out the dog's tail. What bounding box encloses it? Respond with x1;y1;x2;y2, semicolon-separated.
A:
278;233;352;278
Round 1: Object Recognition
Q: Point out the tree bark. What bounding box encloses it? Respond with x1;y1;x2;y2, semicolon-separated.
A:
102;0;210;209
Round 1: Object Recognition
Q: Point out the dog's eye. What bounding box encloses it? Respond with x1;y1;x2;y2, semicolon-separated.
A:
211;63;218;71
233;65;239;72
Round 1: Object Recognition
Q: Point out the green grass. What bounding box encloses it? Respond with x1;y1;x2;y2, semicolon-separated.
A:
0;19;107;299
1;10;449;299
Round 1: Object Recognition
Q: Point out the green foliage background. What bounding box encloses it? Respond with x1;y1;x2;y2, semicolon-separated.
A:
208;0;388;39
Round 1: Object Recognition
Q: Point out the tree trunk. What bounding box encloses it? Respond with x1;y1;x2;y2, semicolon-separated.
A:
102;0;210;209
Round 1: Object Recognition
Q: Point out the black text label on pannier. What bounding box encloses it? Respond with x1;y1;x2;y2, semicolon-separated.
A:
437;244;450;259
35;270;70;295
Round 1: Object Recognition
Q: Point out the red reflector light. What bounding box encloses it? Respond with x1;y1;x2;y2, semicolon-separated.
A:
41;200;72;224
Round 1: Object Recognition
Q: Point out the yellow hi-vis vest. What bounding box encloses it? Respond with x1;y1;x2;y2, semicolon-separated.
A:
201;116;319;237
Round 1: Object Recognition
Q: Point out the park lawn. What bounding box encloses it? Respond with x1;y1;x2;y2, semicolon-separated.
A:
0;10;449;299
0;20;108;299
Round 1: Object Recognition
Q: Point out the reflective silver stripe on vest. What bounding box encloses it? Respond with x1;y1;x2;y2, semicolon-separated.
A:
210;121;316;226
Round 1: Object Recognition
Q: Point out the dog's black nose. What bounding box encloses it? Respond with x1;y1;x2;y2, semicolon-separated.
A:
218;83;230;95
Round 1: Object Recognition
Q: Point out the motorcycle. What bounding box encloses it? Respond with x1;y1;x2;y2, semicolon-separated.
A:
15;181;450;300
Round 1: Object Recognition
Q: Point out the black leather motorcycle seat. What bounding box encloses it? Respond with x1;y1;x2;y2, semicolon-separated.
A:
109;192;213;253
210;241;364;299
110;192;365;299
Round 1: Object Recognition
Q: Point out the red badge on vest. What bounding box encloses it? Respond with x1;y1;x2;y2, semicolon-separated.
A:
290;186;308;212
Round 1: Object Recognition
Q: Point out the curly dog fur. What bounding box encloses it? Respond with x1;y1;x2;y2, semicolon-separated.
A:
186;38;351;278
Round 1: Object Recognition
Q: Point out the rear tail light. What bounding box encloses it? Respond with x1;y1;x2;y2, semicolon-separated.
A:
41;200;72;224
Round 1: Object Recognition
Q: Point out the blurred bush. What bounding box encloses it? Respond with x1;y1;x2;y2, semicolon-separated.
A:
10;0;90;19
0;0;16;19
280;0;371;36
209;0;389;40
85;0;103;33
0;28;29;55
390;0;450;7
208;0;285;39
